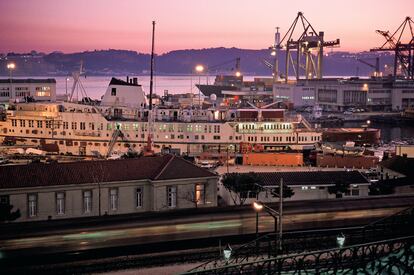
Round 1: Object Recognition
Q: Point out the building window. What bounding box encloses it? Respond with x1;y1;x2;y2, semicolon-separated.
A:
56;192;65;215
195;184;205;205
167;186;177;208
28;194;38;217
83;190;92;213
109;188;118;211
136;187;143;208
37;120;43;128
111;88;117;96
351;189;360;196
0;195;10;206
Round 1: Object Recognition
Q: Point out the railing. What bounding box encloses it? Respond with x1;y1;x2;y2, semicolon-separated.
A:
73;131;101;137
184;206;414;274
184;235;414;274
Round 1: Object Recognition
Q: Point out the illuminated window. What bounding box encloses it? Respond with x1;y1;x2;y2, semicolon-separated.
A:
195;184;205;205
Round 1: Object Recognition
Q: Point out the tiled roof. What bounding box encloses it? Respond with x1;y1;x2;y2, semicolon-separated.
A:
0;155;216;189
0;78;56;84
234;171;369;186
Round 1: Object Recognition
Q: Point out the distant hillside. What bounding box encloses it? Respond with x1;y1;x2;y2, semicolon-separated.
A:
0;48;395;77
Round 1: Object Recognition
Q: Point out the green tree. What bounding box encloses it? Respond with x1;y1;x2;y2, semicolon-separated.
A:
369;181;395;195
271;183;295;199
328;180;350;198
0;203;21;223
222;172;262;205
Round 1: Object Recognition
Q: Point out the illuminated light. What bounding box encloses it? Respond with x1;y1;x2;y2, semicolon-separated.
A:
253;201;263;211
363;83;368;90
235;71;241;77
223;244;232;261
337;233;346;248
271;51;276;56
7;63;15;70
366;120;371;125
195;65;204;73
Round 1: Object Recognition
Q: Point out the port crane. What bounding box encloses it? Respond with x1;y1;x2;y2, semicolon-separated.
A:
276;12;340;82
370;16;414;79
356;57;381;77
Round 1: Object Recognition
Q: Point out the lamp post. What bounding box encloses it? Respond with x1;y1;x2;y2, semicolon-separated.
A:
65;77;70;101
253;178;284;251
7;63;15;99
195;65;204;108
253;201;263;240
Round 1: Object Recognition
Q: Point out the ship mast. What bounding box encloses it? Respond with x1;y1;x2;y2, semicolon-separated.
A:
145;21;156;156
149;21;155;110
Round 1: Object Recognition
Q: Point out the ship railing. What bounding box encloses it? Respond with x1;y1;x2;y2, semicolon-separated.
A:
73;131;101;137
236;129;293;134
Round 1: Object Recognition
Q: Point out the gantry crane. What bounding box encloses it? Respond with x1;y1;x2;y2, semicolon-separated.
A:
277;12;340;82
370;16;414;79
356;57;381;77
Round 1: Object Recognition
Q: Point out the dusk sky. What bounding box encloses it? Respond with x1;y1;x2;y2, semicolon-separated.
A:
1;0;413;54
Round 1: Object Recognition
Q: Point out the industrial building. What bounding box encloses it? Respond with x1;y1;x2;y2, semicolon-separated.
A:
273;77;414;111
0;78;56;103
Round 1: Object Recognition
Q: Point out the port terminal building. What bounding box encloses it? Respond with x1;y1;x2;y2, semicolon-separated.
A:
0;79;56;103
273;78;414;111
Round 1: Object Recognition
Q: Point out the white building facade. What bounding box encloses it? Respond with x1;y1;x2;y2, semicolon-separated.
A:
0;79;56;103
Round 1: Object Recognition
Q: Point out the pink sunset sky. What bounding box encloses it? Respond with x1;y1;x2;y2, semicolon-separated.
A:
0;0;413;54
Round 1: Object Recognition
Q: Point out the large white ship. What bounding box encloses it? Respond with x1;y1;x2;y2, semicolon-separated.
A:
0;77;321;157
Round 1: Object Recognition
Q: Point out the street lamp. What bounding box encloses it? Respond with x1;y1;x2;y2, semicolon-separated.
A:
223;243;232;261
253;201;262;241
195;65;204;108
7;62;16;99
253;179;284;251
336;232;346;248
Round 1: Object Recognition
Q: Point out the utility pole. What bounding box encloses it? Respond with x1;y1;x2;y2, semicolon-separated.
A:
279;178;283;251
